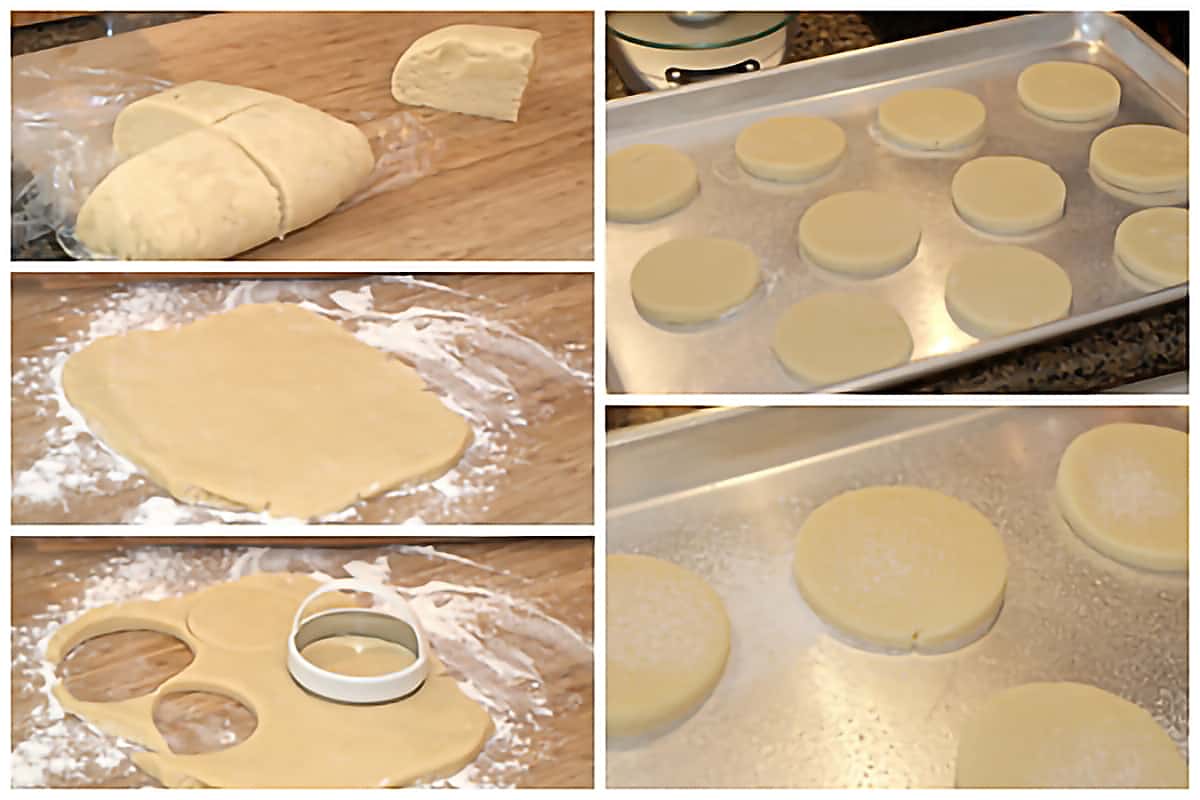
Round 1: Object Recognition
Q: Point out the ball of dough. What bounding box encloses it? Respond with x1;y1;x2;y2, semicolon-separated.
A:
607;143;699;222
878;87;986;150
1017;61;1121;122
945;245;1072;336
607;554;731;738
773;292;913;386
956;682;1187;788
792;486;1008;653
734;116;846;182
630;237;760;324
1089;124;1188;194
1056;422;1188;572
797;191;922;276
1115;207;1188;288
951;156;1066;234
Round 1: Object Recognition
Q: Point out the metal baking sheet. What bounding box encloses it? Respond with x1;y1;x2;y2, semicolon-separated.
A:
606;406;1188;787
606;12;1189;393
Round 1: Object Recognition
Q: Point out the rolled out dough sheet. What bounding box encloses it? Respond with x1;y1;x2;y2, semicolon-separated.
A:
630;236;760;324
1017;61;1121;122
606;144;699;222
772;292;913;385
62;302;472;520
1114;207;1188;288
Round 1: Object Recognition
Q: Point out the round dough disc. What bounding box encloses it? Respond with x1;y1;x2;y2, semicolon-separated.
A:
878;87;986;150
607;143;699;222
792;486;1008;653
1056;422;1188;571
1089;124;1188;193
1115;207;1188;288
735;116;846;182
607;554;731;738
797;190;922;275
957;682;1187;788
952;156;1066;234
630;237;760;324
1017;61;1121;122
773;292;913;385
945;245;1072;336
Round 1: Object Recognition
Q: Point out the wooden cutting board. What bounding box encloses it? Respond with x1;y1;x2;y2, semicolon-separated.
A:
11;11;594;261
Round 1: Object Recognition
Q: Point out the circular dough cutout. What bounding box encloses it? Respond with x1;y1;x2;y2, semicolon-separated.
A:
1089;125;1188;193
630;237;760;324
735;116;846;182
773;292;913;386
1115;207;1188;288
798;190;921;276
945;245;1072;336
878;87;986;150
607;143;699;222
607;554;731;738
187;586;297;651
1017;61;1121;122
1056;422;1188;571
952;156;1066;234
793;486;1008;653
956;682;1187;788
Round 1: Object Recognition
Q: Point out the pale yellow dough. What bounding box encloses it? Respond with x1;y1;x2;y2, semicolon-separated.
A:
46;573;492;788
734;116;846;182
956;682;1187;788
62;303;472;520
1017;61;1121;122
952;156;1066;234
878;87;986;150
113;80;278;158
793;486;1008;652
1115;207;1188;288
772;292;913;385
630;237;760;324
797;190;922;275
607;554;731;738
1089;124;1188;193
606;144;699;222
945;245;1072;336
1056;422;1188;571
302;635;418;677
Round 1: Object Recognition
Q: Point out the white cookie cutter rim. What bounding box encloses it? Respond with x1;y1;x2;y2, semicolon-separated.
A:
287;578;430;704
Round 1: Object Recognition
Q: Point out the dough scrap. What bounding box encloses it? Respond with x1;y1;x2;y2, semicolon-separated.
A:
62;303;472;520
956;682;1187;788
607;554;730;738
606;144;699;222
630;237;760;324
877;87;986;150
1017;61;1121;122
797;190;921;276
1089;124;1188;193
945;245;1072;336
772;292;913;385
1056;422;1188;571
1115;207;1188;288
951;156;1066;234
734;116;846;182
45;573;492;788
793;486;1008;652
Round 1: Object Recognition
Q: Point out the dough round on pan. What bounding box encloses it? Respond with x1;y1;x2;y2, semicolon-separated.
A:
877;87;986;150
607;143;699;222
772;292;913;386
797;190;921;276
1056;422;1188;571
630;237;760;324
1089;124;1188;193
1114;207;1188;289
956;682;1187;788
951;156;1066;234
607;554;731;738
792;486;1008;653
1017;61;1121;122
735;116;846;182
945;245;1072;336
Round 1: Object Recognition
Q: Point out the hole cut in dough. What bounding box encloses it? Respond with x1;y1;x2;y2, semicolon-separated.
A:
630;237;760;324
1115;207;1188;288
154;691;257;755
1089;124;1188;194
734;116;846;182
945;245;1072;337
61;631;194;703
772;292;913;386
607;143;699;222
951;156;1066;235
797;190;922;276
1017;61;1121;122
877;87;986;151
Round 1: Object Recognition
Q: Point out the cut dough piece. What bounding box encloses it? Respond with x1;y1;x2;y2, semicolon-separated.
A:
945;245;1072;336
952;156;1066;234
773;292;913;385
391;24;541;122
607;144;699;222
302;635;418;678
1115;207;1188;287
62;303;472;519
1090;124;1188;193
607;554;730;738
1056;422;1187;571
956;682;1187;788
735;116;846;182
113;80;278;158
798;190;921;275
630;237;760;324
877;87;986;150
792;486;1007;652
1017;61;1121;122
46;573;492;787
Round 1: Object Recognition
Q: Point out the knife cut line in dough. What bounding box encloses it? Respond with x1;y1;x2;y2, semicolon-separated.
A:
772;292;913;386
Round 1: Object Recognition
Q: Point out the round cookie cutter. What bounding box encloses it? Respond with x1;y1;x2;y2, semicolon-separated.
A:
287;578;430;704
